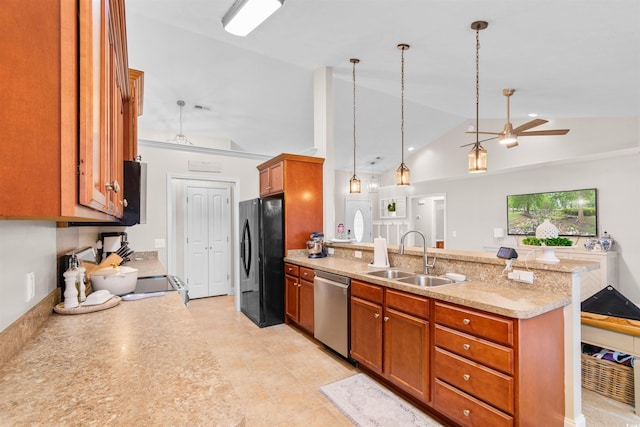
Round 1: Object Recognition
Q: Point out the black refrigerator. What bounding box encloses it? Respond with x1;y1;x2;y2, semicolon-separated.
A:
239;196;285;327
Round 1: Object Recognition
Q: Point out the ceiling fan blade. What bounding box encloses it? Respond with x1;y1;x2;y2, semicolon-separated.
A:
459;136;498;148
464;131;502;135
512;119;548;134
518;129;570;136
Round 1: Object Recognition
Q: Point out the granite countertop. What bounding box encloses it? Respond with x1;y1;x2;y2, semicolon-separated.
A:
119;251;166;278
284;254;573;319
0;293;244;426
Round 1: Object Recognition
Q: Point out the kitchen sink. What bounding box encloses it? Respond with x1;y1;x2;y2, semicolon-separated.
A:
366;269;415;279
396;275;454;287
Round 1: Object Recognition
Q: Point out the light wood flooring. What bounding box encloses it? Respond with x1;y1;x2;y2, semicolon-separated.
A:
189;295;640;427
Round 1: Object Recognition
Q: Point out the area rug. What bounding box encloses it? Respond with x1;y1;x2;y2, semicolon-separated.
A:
319;373;444;427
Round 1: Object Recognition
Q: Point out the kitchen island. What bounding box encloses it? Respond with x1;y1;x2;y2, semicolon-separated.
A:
0;292;244;426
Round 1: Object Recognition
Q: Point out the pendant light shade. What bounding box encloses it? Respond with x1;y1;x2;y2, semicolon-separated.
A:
349;58;361;193
367;161;379;193
396;44;410;186
169;100;194;145
468;21;488;173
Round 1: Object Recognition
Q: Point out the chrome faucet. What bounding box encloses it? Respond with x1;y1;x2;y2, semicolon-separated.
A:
399;230;436;274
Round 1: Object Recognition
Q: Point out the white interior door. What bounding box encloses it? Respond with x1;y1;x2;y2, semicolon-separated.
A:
186;186;231;298
345;199;372;243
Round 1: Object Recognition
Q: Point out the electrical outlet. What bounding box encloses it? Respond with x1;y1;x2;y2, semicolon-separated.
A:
327;248;335;255
354;251;363;259
25;272;35;302
508;269;534;284
154;239;166;248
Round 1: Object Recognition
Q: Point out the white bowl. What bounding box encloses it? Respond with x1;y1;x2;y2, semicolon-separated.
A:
445;273;466;282
91;266;138;295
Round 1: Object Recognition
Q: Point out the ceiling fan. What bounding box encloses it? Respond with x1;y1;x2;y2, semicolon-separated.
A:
462;88;570;149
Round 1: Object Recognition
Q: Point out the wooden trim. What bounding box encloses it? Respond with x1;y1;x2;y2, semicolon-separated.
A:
257;153;324;170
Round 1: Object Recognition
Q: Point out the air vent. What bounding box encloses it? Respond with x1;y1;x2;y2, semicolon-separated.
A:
193;104;212;111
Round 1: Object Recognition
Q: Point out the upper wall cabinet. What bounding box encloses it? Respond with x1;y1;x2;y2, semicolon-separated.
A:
0;0;142;222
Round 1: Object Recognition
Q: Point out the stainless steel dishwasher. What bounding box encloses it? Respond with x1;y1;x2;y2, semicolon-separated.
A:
314;270;351;358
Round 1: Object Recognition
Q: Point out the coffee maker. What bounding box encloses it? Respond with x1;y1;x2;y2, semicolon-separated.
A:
306;232;326;258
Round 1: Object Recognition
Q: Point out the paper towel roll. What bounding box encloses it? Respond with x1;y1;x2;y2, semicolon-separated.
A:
370;237;390;268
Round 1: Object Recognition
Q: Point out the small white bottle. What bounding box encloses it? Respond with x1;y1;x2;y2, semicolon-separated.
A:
77;265;87;303
63;269;79;308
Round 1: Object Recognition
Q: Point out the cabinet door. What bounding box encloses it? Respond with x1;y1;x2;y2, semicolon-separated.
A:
384;307;430;401
285;274;299;322
259;168;270;196
350;296;383;374
269;162;284;193
298;278;314;333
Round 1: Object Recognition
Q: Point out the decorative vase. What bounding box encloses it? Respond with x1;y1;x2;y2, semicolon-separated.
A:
536;219;559;239
597;231;614;251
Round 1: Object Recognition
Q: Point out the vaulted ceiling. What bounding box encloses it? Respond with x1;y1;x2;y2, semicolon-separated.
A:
125;0;640;173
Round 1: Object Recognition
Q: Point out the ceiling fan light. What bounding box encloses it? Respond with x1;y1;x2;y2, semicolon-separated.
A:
505;140;519;149
468;143;487;173
396;163;411;186
222;0;284;37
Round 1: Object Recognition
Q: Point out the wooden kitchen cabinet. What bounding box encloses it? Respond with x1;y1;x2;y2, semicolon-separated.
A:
350;280;430;402
0;0;141;221
257;154;324;253
259;161;284;196
432;301;564;426
284;263;314;333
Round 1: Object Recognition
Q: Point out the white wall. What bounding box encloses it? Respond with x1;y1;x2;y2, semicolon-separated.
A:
0;222;56;331
124;141;269;270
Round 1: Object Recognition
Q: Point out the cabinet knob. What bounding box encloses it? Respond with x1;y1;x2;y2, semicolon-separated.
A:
374;313;379;319
105;180;120;193
463;374;470;381
463;318;471;325
463;343;471;350
122;198;128;207
383;316;389;322
463;409;470;417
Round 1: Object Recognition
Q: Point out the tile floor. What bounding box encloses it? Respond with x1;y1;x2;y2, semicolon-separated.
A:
189;296;640;427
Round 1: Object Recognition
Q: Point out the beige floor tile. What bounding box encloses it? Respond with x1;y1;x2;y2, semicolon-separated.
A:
189;295;631;426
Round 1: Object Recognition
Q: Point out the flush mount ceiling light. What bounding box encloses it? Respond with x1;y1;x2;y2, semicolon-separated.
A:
349;58;361;194
367;161;379;193
396;43;411;186
222;0;284;37
169;100;193;145
467;21;488;173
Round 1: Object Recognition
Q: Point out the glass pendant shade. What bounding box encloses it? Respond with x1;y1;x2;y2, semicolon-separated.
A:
468;144;487;173
350;175;361;193
367;162;379;193
396;163;410;186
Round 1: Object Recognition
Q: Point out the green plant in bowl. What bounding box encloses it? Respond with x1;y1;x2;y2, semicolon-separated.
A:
522;236;573;246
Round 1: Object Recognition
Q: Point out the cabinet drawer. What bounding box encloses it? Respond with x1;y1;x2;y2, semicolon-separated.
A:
385;289;429;319
434;379;513;427
299;267;314;282
435;325;514;374
434;301;513;346
434;348;514;414
284;263;299;276
351;280;383;304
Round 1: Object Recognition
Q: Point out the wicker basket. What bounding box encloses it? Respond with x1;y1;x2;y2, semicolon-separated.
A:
581;353;634;406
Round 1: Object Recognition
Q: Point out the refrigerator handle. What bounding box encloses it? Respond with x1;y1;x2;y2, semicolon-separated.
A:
241;219;251;276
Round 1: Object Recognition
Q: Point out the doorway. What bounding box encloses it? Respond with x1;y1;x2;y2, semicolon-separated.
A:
167;174;240;308
185;186;230;299
410;194;446;248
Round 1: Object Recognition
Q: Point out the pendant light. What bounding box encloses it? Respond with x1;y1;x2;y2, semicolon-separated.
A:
367;161;379;193
468;21;488;173
169;100;194;145
396;44;410;186
349;58;361;193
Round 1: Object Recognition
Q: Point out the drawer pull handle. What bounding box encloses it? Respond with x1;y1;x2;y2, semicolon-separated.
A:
383;316;389;322
463;318;471;325
463;374;470;381
463;409;470;417
374;313;380;319
463;344;471;350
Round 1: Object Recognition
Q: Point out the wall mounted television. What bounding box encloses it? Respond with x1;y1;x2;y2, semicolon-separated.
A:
506;188;597;237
